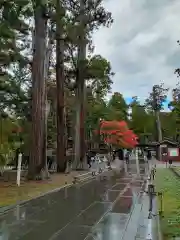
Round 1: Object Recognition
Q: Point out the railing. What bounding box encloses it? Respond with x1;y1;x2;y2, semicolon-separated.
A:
73;172;93;184
73;158;109;184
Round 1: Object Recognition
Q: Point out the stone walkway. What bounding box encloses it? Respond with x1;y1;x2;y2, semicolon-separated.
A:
0;162;149;240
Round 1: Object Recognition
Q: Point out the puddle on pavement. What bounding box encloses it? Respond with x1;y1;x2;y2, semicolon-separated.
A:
0;219;45;240
134;175;144;179
52;225;90;240
0;221;10;239
100;190;120;202
131;181;143;187
111;183;127;191
74;202;111;227
137;191;144;204
122;187;140;197
112;196;134;214
116;179;132;184
88;212;129;240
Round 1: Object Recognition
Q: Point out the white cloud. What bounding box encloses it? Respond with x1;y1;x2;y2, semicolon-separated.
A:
93;0;180;101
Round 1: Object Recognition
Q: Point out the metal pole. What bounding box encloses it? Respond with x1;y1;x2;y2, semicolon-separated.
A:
124;160;128;174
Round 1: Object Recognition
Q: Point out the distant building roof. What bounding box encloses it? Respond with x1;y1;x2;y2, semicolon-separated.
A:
137;139;179;147
160;139;179;146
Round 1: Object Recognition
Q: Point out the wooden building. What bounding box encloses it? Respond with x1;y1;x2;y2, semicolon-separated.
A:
137;139;180;162
159;139;180;162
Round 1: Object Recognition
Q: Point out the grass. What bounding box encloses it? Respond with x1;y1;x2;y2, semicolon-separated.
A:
0;172;80;207
155;168;180;239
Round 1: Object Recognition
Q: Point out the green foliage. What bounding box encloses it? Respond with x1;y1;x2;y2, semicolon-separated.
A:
168;83;180;141
145;84;169;111
0;117;15;143
0;143;14;166
0;64;31;117
160;112;177;139
107;92;128;121
0;1;30;68
0;1;31;120
86;95;107;130
2;0;179;176
0;116;18;165
130;98;154;137
87;55;114;97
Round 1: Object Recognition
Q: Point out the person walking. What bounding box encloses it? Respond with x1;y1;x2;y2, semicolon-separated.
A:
125;151;130;164
86;150;92;168
65;147;73;173
117;148;124;160
143;149;147;162
147;150;152;161
168;159;172;167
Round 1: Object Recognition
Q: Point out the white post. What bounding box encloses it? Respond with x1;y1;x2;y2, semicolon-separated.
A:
17;153;22;187
135;148;140;175
96;154;100;173
124;160;128;174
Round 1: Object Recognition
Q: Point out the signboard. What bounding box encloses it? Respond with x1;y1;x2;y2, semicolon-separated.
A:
168;148;179;157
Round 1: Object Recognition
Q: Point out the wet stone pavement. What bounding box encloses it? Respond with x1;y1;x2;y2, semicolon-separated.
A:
0;164;146;240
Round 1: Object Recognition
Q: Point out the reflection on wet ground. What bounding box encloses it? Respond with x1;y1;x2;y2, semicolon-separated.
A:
0;164;146;240
112;196;133;214
111;183;127;191
87;213;130;240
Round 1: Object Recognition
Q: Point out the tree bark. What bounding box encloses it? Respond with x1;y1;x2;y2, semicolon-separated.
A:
155;110;162;160
80;87;86;162
28;6;47;179
74;87;83;169
41;27;54;179
56;0;66;172
74;0;86;169
156;111;162;141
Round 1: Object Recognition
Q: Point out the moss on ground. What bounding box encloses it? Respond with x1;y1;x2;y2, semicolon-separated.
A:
155;168;180;239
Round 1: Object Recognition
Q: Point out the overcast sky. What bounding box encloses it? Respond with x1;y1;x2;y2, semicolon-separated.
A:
93;0;180;103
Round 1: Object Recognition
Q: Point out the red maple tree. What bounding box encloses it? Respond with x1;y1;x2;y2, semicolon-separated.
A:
98;120;138;149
